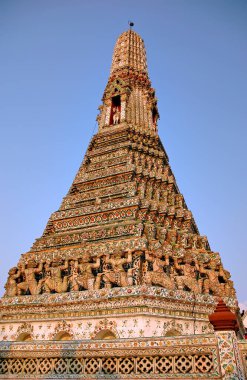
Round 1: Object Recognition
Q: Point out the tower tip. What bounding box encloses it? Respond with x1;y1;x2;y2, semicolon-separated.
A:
128;21;134;29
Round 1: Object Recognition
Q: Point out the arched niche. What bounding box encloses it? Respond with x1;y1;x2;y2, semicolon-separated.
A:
110;95;121;125
93;329;117;340
164;329;181;337
16;333;32;342
54;331;73;341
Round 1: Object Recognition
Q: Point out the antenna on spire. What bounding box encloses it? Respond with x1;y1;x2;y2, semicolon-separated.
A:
128;21;134;30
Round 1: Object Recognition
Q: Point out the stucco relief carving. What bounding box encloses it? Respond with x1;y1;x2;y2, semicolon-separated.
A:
4;248;235;298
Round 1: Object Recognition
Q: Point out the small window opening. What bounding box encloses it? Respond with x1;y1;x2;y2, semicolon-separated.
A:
152;108;158;126
110;95;121;125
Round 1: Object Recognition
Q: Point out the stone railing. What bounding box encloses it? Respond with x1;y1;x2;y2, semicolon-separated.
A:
0;334;220;378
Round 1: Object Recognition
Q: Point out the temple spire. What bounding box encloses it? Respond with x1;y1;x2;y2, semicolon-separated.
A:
110;29;148;77
97;29;159;134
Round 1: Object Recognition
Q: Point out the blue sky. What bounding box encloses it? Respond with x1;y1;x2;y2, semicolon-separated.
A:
0;0;246;307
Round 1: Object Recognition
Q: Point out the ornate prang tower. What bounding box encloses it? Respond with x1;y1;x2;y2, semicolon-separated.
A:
0;28;246;379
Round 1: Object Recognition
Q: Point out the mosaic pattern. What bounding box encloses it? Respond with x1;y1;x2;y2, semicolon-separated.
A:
238;341;247;378
110;30;148;75
0;315;215;342
216;331;245;379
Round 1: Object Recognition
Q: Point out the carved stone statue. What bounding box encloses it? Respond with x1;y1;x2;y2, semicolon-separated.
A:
156;227;167;243
153;184;160;202
175;194;183;208
160;188;168;204
167;191;175;206
144;224;156;240
199;260;227;296
174;255;200;293
145;181;153;199
113;107;120;124
102;251;133;288
219;267;236;297
177;231;188;248
199;236;208;250
137;178;146;198
144;250;175;290
68;259;79;291
166;229;177;245
69;254;101;291
191;235;198;249
4;267;20;297
44;258;69;293
17;260;44;296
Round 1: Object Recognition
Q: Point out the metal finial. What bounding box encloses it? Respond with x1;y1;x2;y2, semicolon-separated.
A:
128;21;134;30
